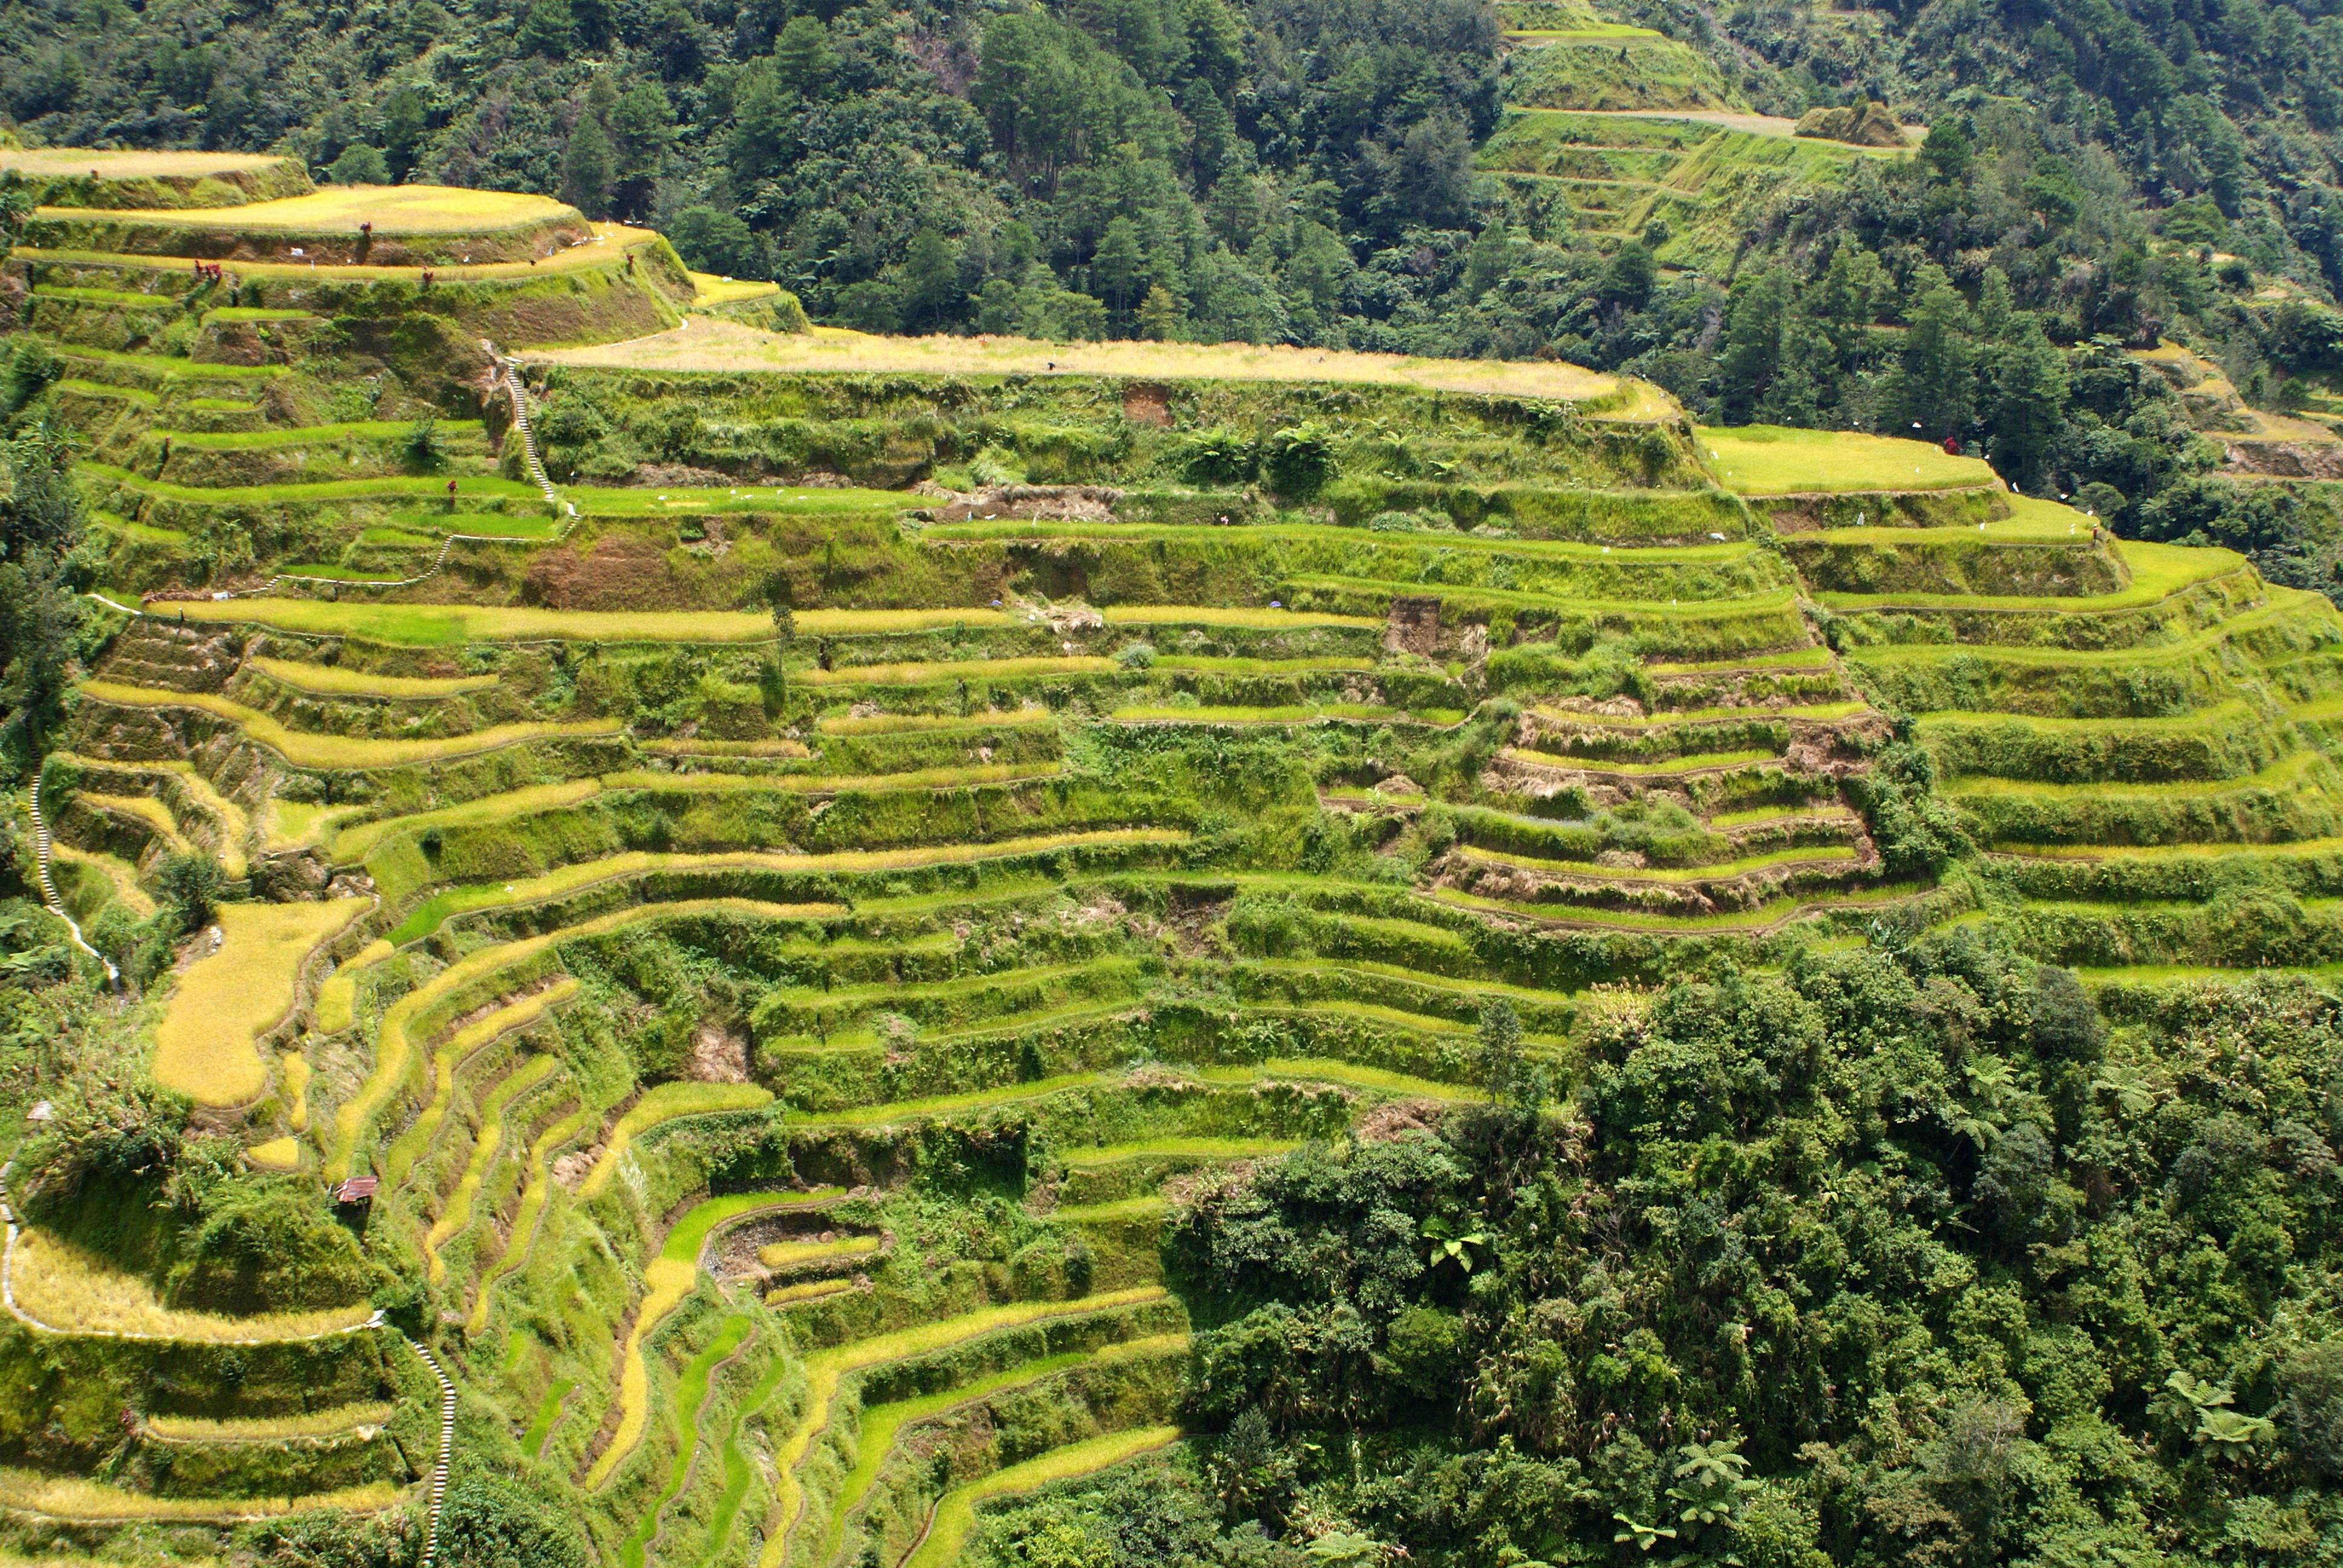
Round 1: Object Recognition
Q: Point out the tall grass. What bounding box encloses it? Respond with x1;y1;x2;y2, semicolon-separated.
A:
77;680;621;769
801;655;1115;687
1817;539;2244;613
145;1403;395;1443
1456;841;1861;882
522;1379;576;1460
599;762;1064;795
576;1087;779;1200
59;754;252;875
1099;605;1381;630
154;898;366;1105
1057;1138;1299;1167
818;710;1057;735
314;938;392;1034
69;183;576;231
1695;423;1994;494
530;315;1635;405
793;1071;1110;1129
468;1104;598;1335
617;1314;756;1568
157;597;1015;646
6;1227;375;1341
330;779;605;864
247;656;500;699
0;1469;404;1522
818;1342;1187;1564
330;898;799;1178
758;1235;883;1270
385;830;1179;944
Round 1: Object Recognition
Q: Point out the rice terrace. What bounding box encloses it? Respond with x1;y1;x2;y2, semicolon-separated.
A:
6;6;2343;1558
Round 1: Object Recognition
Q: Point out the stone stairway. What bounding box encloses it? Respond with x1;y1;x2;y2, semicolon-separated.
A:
483;340;573;518
405;1335;457;1567
25;769;115;983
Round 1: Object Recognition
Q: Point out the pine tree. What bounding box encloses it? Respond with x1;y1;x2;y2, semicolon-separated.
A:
609;82;674;218
729;66;795;185
773;15;836;98
1090;217;1146;317
515;0;579;58
1478;999;1542;1112
900;228;961;329
1181;78;1236;186
1715;269;1790;422
1897;273;1976;440
559;113;615;219
1138;283;1184;341
1992;317;2071;489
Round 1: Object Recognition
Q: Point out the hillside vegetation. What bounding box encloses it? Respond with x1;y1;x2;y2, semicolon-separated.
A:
0;127;2341;1568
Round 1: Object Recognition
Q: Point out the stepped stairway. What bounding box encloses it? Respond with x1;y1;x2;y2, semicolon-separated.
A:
25;769;114;981
405;1336;459;1568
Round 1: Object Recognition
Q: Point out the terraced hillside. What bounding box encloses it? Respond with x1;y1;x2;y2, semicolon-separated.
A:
5;162;2342;1568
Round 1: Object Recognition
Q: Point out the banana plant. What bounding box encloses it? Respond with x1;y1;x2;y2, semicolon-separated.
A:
1612;1514;1679;1553
1422;1214;1491;1273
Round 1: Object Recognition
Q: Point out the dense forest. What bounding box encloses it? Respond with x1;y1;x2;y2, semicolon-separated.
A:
971;953;2343;1567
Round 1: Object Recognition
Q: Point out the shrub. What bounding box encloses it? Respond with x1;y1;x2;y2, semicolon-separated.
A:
436;1471;591;1568
404;417;445;474
2279;1339;2343;1481
166;1179;382;1313
154;851;226;934
1262;426;1335;498
769;289;811;333
1176;427;1256;485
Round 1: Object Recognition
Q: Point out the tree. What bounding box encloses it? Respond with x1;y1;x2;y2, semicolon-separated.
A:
608;82;673;216
1138;282;1184;341
515;0;580;57
1;419;87;754
1991;317;2070;489
1;339;62;421
1598;239;1656;309
1895;272;1977;439
327;143;389;185
1395;113;1472;226
1921;118;1974;183
1090;216;1146;316
559;113;615;220
763;570;795;714
1715;269;1791;422
1181;77;1237;185
729;64;797;185
1479;998;1544;1111
436;1472;589;1568
154;852;226;934
899;227;961;330
1262;426;1334;498
380;86;430;180
772;15;836;98
667;206;759;278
